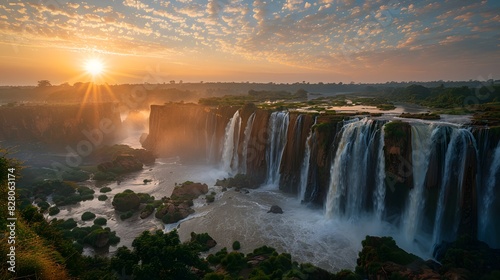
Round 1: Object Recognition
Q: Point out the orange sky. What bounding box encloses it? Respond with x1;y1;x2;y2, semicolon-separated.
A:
0;1;499;85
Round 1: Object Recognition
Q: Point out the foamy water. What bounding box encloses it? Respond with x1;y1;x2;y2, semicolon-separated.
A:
48;154;438;272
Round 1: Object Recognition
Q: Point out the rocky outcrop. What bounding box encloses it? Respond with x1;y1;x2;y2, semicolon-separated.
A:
0;103;122;146
155;182;209;224
112;189;141;212
98;154;143;174
267;205;283;214
143;103;237;161
383;121;413;187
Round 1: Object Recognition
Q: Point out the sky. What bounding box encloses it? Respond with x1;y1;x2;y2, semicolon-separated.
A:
0;0;499;85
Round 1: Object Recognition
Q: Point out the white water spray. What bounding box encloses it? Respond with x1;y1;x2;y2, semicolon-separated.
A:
265;111;290;186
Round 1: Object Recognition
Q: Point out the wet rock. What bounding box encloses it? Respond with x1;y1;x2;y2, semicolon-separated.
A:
268;205;283;214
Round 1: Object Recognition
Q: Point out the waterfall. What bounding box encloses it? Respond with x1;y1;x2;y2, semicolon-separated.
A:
265;111;290;186
299;117;316;201
478;139;500;247
402;124;435;243
241;112;256;174
205;113;217;163
431;128;475;247
221;111;241;174
374;125;386;220
325;118;380;219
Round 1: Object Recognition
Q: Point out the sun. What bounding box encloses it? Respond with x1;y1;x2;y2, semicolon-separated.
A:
84;58;105;76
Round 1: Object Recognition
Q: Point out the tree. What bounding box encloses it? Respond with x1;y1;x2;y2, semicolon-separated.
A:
37;80;52;87
121;230;208;279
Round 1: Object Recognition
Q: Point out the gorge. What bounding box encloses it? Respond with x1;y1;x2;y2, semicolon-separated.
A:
144;103;500;256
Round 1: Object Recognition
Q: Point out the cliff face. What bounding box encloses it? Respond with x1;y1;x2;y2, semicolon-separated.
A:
303;116;343;205
279;114;314;193
0;103;122;146
143;104;238;161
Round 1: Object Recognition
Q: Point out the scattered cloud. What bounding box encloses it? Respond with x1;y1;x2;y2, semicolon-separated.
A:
0;0;497;81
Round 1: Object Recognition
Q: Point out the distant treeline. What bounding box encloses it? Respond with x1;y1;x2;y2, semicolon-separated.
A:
381;84;500;108
199;89;308;106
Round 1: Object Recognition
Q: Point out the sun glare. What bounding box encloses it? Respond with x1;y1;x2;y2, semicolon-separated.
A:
85;58;104;76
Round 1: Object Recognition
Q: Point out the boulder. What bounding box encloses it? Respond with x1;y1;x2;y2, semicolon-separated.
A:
171;182;209;201
112;190;141;212
268;205;283;214
98;154;143;174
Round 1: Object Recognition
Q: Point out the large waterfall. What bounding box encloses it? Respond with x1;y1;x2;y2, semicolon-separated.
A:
325;118;384;220
479;139;500;247
150;104;500;251
299;117;315;201
402;124;435;243
241;112;256;174
221;111;241;174
265;111;290;186
431;128;476;247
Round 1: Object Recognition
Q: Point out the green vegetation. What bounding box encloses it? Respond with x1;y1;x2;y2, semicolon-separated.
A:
120;211;134;220
98;194;108;201
100;186;112;193
206;193;215;203
94;217;107;226
232;241;241;251
112;189;141;212
199;89;308;106
81;211;96;221
189;232;217;252
399;112;440;120
31;180;95;206
384;121;408;140
48;206;60;216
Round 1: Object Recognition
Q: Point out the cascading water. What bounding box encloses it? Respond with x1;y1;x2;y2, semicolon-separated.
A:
431;128;476;248
265;111;289;186
478;139;500;247
299;117;316;202
205;113;218;163
374;126;386;220
325;118;382;220
221;111;241;174
240;112;256;174
402;124;435;243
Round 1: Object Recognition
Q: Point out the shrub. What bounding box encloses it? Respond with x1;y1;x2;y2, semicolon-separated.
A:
48;206;60;216
206;194;215;203
55;218;77;230
94;217;107;226
81;194;94;201
100;187;112;193
232;241;241;251
120;211;133;220
37;201;50;211
113;190;140;212
98;195;108;201
82;212;96;221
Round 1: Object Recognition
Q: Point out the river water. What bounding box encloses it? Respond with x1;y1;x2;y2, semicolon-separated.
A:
52;153;431;272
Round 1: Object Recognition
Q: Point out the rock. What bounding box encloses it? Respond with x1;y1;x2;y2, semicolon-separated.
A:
140;205;154;219
171;182;209;201
112;190;141;212
268;205;283;214
98;154;143;174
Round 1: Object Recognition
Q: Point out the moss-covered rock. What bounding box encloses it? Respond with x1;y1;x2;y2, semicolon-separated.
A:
97;154;143;174
112;189;141;212
81;211;96;221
